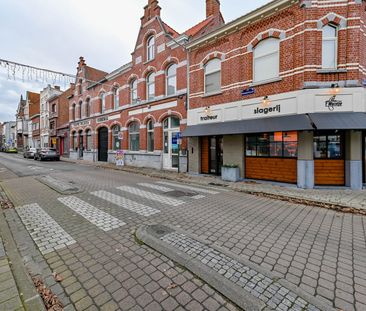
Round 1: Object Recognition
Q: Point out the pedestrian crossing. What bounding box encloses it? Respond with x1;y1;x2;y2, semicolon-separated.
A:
16;181;225;255
58;196;126;232
91;190;161;217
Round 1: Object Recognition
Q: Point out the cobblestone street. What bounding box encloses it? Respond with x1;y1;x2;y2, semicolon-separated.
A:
0;153;366;310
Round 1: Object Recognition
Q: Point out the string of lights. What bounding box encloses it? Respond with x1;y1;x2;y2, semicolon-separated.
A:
0;58;115;90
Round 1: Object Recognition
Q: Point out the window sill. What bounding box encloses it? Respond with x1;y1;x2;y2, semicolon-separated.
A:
202;91;223;98
143;59;155;65
250;77;283;87
316;69;347;74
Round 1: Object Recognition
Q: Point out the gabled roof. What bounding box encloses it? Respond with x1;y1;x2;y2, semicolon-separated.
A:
184;16;215;37
27;91;40;105
162;21;180;38
85;66;108;84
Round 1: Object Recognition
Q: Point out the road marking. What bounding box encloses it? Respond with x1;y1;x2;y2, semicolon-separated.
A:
58;196;126;232
16;203;76;255
157;181;220;194
138;183;174;193
192;195;206;200
91;190;160;217
117;186;184;207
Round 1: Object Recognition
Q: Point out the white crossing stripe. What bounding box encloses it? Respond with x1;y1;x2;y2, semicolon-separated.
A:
58;196;126;232
138;183;174;192
16;203;76;255
91;190;160;217
192;195;206;200
117;186;184;207
157;181;220;194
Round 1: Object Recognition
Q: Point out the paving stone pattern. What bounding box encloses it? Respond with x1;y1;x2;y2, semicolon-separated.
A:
117;185;185;207
0;238;5;258
58;196;126;232
158;181;220;194
16;203;76;255
162;232;321;311
91;190;161;217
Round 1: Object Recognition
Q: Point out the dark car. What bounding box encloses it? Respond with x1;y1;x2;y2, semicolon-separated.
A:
34;148;60;161
23;147;37;159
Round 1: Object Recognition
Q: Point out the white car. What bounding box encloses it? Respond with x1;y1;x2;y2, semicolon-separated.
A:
23;148;37;159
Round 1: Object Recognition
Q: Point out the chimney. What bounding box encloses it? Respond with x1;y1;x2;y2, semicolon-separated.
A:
77;56;86;70
206;0;220;18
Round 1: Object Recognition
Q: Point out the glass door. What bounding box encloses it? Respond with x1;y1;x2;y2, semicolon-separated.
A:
163;117;180;170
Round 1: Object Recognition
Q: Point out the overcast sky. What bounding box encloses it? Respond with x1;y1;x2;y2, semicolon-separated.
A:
0;0;271;122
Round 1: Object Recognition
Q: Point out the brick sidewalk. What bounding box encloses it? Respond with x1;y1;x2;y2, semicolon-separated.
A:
0;238;24;311
62;157;366;213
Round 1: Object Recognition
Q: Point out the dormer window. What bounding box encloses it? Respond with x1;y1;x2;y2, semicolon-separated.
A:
147;36;155;61
322;24;338;69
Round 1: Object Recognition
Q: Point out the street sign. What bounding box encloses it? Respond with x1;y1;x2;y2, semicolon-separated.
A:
241;87;255;96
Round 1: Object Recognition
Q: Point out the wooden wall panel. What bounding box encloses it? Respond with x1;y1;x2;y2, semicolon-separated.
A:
315;160;345;186
201;137;210;174
245;158;297;183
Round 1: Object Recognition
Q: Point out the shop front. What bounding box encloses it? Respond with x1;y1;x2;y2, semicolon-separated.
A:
184;88;366;190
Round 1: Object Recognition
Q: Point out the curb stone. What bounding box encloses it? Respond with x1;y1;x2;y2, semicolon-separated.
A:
136;224;336;311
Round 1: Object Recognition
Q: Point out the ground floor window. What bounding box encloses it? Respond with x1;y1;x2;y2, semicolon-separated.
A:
112;125;121;150
72;132;77;150
129;122;140;151
86;130;92;151
314;131;344;159
246;131;298;158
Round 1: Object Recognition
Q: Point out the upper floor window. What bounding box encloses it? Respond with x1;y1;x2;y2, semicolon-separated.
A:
147;36;155;61
100;93;106;114
85;98;91;118
146;72;155;101
78;79;83;95
113;87;119;110
253;38;280;82
131;79;138;104
51;104;56;113
166;64;177;96
78;101;83;119
204;58;221;94
322;24;338;69
72;104;76;120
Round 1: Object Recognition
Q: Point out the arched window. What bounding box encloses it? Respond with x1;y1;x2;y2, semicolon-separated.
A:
147;36;155;61
86;129;92;151
129;122;140;151
85;98;91;118
166;64;177;96
79;101;83;119
253;38;280;82
78;79;83;95
100;93;106;114
322;24;338;69
112;125;121;150
204;58;221;94
72;104;76;120
147;120;154;152
131;79;138;104
146;72;155;101
72;132;77;150
113;87;119;110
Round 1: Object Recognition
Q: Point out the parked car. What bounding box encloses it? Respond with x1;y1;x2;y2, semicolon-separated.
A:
34;148;60;161
23;147;37;159
5;147;17;153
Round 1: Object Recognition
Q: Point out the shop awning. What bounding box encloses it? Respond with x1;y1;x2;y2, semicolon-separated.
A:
308;112;366;130
182;114;314;137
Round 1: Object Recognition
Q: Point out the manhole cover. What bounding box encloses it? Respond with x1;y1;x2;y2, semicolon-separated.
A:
165;190;198;197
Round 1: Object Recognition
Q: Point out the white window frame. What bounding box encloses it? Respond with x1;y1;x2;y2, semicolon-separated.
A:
112;125;121;150
322;24;338;69
131;79;138;104
147;120;154;152
113;88;119;110
129;122;140;151
146;72;155;101
204;58;221;95
166;64;177;96
100;93;106;114
147;36;155;61
253;38;280;83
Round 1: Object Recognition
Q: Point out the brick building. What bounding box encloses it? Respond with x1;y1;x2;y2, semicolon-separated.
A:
68;0;223;171
48;85;74;156
184;0;366;189
28;92;41;148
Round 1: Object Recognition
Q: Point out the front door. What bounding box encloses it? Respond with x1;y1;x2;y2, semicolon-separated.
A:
98;127;108;162
79;135;84;158
163;130;180;170
209;136;223;175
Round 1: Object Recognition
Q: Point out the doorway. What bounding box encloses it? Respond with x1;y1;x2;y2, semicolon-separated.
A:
163;117;180;170
78;131;84;159
201;136;223;175
98;127;108;162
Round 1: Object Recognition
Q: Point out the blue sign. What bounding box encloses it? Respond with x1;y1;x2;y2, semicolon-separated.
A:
172;137;178;145
241;87;255;96
176;132;181;139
